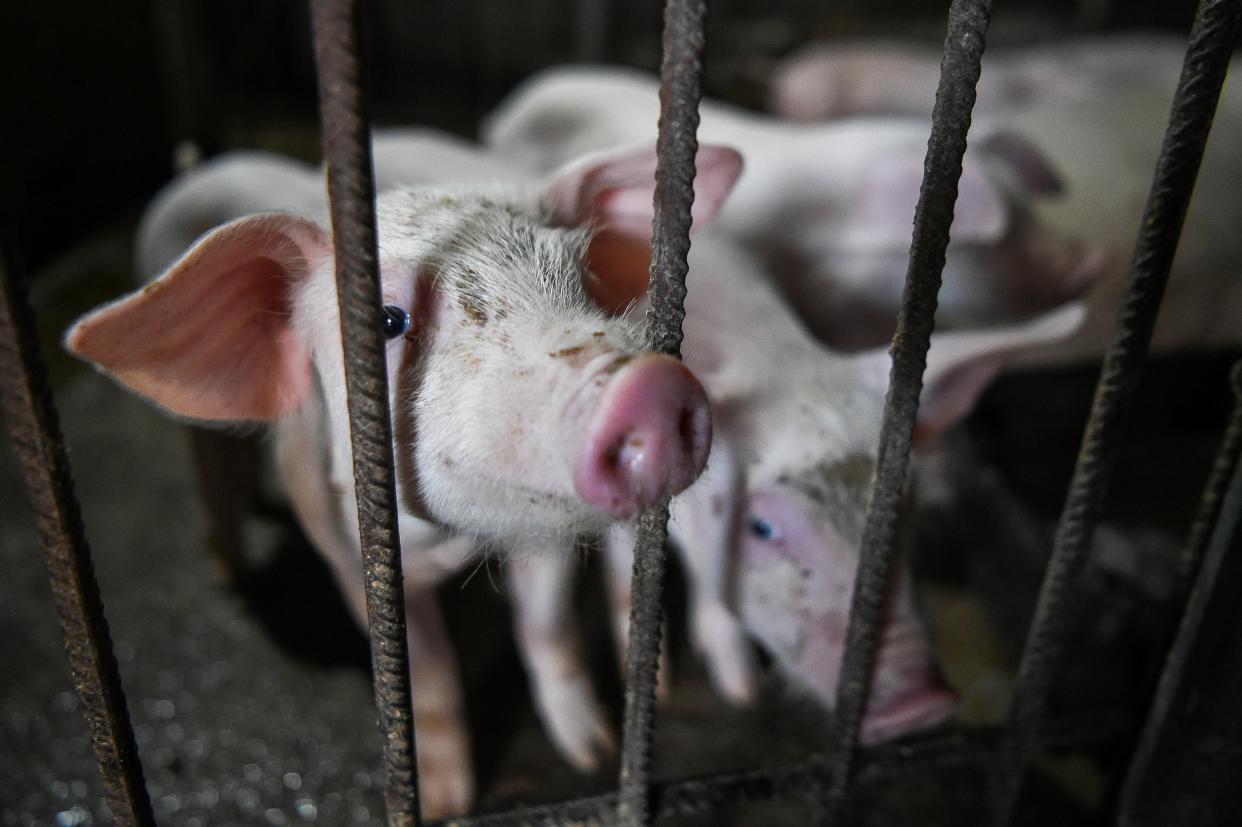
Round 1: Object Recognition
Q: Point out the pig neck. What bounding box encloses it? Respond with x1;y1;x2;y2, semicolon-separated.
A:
683;237;883;481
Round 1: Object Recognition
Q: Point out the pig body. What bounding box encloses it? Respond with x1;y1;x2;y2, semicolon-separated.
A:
66;140;732;817
769;35;1242;362
483;66;1105;350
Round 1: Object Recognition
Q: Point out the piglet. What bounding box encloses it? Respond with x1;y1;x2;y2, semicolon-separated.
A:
483;66;1108;350
767;35;1242;362
517;233;1086;755
64;141;740;817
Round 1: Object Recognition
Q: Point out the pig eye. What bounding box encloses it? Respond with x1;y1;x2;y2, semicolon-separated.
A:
381;304;411;339
749;517;779;542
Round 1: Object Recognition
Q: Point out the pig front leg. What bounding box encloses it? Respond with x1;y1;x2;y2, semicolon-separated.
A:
506;548;616;771
602;523;673;701
667;442;759;704
402;586;475;819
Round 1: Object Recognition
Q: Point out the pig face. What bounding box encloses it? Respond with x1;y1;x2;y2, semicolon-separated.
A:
65;144;744;541
708;303;1087;742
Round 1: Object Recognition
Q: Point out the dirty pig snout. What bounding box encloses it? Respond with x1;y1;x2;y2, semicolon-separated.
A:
574;354;712;517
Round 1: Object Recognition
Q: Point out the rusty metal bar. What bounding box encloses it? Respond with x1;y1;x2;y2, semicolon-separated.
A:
1112;362;1242;826
0;246;156;826
309;1;422;824
986;2;1242;823
435;713;1122;827
1172;362;1242;599
816;0;993;821
616;0;708;823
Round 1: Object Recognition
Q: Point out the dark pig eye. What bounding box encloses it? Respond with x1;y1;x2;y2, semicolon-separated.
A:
382;304;411;339
749;517;779;542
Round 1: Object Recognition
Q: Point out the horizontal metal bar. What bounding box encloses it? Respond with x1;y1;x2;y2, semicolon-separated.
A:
986;1;1242;823
436;714;1124;827
0;243;156;825
616;0;708;824
818;0;993;820
309;0;422;824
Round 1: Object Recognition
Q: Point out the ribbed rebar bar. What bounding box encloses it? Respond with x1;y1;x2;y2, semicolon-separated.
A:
616;1;708;824
1111;362;1242;826
309;1;421;824
1173;361;1242;599
816;0;992;821
986;3;1242;823
0;246;155;826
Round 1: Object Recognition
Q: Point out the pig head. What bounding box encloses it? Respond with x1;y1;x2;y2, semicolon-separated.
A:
668;239;1088;743
483;67;1108;352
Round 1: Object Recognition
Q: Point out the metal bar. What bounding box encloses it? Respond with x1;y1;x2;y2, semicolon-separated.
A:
616;1;708;823
986;2;1242;823
1112;362;1242;826
1173;361;1242;598
817;0;993;821
309;1;422;824
434;714;1123;827
0;246;156;826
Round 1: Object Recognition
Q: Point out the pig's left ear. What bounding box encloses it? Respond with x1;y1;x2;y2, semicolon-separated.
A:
842;153;1008;249
543;142;744;312
852;303;1086;442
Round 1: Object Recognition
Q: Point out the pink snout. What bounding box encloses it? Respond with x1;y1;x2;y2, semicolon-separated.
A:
574;353;712;517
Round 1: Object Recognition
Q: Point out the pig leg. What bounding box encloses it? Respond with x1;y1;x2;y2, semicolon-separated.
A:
402;586;475;819
506;549;616;771
602;523;672;701
667;442;759;704
187;426;264;583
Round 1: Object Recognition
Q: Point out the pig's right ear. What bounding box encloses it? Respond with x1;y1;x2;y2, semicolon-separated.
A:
65;213;330;423
542;142;744;312
851;302;1086;442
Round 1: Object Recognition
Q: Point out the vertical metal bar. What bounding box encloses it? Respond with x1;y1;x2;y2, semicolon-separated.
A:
1113;362;1242;826
1172;363;1242;599
0;246;156;826
309;2;422;824
986;2;1242;823
816;0;992;821
616;1;708;823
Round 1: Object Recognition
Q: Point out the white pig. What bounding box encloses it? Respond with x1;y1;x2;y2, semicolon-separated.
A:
482;66;1108;350
768;35;1242;363
576;236;1089;749
64;141;740;817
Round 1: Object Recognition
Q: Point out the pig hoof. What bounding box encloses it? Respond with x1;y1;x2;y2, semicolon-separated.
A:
693;605;760;704
417;760;475;820
542;683;617;772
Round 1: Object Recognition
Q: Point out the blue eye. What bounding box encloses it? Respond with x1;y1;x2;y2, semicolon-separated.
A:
382;304;411;339
749;517;778;542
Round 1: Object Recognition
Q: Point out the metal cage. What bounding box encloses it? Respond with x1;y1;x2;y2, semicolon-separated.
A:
2;0;1241;825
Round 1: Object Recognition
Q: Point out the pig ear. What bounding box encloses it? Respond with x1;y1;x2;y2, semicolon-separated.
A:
841;154;1008;248
65;213;330;423
852;303;1086;441
976;130;1065;196
544;142;744;312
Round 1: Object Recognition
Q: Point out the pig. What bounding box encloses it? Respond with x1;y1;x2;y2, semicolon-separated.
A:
767;35;1242;363
482;66;1108;350
518;234;1087;755
64;140;741;817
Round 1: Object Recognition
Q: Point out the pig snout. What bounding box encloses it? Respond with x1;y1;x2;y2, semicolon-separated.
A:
859;620;957;745
574;354;712;517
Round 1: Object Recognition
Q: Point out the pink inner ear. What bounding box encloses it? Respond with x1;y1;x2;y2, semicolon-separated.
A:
915;357;1003;443
66;216;323;422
